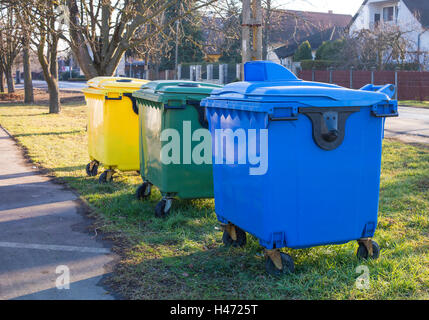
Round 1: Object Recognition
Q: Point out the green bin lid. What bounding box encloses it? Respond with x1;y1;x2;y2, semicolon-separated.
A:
132;80;222;103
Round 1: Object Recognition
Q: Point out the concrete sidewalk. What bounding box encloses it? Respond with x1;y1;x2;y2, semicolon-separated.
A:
0;127;117;300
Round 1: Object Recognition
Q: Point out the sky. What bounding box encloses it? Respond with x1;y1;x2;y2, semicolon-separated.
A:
277;0;363;16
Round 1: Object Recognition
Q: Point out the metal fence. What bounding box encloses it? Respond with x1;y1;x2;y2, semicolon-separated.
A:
178;63;241;84
299;68;429;101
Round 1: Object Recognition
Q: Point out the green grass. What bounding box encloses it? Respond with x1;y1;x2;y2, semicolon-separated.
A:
0;104;428;300
399;100;429;109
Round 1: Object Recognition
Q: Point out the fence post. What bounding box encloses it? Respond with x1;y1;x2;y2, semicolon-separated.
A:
350;66;354;89
312;67;315;81
371;66;376;84
236;63;241;81
219;64;228;84
190;65;195;81
177;64;182;80
395;67;399;100
196;65;202;81
165;70;169;80
328;67;333;84
207;64;213;81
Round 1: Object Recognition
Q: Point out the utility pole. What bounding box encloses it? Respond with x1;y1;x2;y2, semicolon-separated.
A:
175;19;180;79
242;0;263;78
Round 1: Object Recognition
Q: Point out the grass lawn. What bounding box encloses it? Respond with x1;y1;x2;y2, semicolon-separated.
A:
0;103;428;300
399;100;429;109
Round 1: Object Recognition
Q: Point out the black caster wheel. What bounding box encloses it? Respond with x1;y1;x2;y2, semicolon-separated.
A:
265;252;295;276
85;162;98;177
136;182;151;200
155;198;172;218
357;240;380;260
99;170;114;184
222;225;247;247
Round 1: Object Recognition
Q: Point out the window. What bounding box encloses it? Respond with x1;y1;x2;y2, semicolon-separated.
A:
383;6;394;21
374;13;381;27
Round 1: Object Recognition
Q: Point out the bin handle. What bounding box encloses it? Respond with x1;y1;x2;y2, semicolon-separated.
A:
371;103;398;118
269;116;298;121
269;106;299;122
105;95;122;101
104;93;139;115
163;99;208;129
360;84;396;99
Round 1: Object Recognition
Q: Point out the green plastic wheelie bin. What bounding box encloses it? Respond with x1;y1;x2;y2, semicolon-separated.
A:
132;81;222;217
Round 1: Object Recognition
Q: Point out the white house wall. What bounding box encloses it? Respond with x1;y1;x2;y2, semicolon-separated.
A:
350;0;429;66
350;3;371;32
397;1;428;54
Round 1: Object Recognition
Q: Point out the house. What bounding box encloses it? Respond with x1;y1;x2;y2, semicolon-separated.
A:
274;26;347;70
201;9;352;64
266;9;352;65
349;0;429;67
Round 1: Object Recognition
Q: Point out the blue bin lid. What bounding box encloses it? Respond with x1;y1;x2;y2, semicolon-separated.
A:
201;61;396;112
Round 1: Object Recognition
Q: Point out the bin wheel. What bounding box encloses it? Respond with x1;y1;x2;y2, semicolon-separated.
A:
99;170;114;184
155;198;172;218
136;182;151;200
222;226;247;247
265;252;295;276
357;240;380;260
85;161;98;177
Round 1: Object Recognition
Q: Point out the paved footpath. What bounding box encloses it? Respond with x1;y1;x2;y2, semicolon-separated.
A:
0;127;117;300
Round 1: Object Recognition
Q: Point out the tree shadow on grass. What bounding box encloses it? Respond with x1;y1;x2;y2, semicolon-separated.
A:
14;130;83;137
53;165;86;173
0;113;50;117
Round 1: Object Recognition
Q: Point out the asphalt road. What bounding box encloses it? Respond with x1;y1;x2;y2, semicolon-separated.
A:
14;80;87;92
0;127;117;300
384;107;429;144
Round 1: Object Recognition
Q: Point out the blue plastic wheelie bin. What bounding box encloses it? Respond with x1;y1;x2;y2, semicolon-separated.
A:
201;61;398;275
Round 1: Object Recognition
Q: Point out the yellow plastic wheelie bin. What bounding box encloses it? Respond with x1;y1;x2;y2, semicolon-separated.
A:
82;77;149;183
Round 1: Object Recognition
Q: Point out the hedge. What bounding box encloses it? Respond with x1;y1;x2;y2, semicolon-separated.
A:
300;60;342;70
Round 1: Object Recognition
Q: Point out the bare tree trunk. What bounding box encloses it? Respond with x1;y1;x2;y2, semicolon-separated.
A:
48;51;60;113
37;31;60;113
47;80;60;113
5;65;15;93
23;38;34;103
0;69;4;93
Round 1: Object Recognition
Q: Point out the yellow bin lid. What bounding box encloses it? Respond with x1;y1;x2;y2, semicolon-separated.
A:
83;77;149;95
